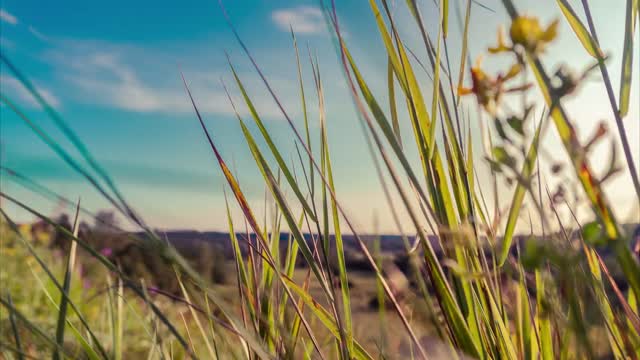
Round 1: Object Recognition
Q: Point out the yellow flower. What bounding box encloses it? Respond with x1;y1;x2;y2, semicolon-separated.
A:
510;16;558;54
488;26;512;54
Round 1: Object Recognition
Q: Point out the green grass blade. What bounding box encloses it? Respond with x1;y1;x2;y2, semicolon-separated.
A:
555;0;603;58
53;199;81;360
443;0;449;37
583;247;627;358
341;45;435;219
337;30;480;359
456;0;472;105
292;30;315;198
227;60;317;222
367;0;407;91
369;0;434;156
619;0;638;116
115;278;124;360
429;1;444;157
578;0;640;206
177;274;217;359
316;64;354;354
516;274;536;360
188;73;327;357
387;57;402;147
228;93;332;300
220;18;467;360
223;189;256;323
6;293;25;360
535;271;554;360
499;115;545;266
485;286;518;359
106;276;119;360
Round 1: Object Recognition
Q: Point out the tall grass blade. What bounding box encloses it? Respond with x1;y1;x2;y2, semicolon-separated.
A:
333;15;480;357
106;276;119;360
428;1;444;157
535;271;554;360
53;198;81;360
185;72;328;358
619;0;638;117
177;274;217;359
315;59;354;355
222;82;332;298
583;247;626;358
292;31;315;199
220;19;456;360
555;0;603;58
443;0;449;37
6;293;25;360
499;115;545;266
578;0;640;204
387;57;402;147
226;59;317;222
456;0;472;106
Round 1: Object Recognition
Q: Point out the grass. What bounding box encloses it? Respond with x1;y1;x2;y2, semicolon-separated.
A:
1;0;640;359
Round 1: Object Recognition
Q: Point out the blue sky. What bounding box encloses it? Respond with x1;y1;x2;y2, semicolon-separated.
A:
1;1;638;233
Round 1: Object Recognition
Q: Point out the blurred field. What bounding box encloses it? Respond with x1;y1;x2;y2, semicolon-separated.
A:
0;224;438;358
2;219;632;359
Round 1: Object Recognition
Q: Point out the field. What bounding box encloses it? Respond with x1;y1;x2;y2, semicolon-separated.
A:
1;0;640;359
1;226;437;358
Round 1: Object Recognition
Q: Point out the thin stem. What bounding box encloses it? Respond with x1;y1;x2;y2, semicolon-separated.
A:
580;0;640;205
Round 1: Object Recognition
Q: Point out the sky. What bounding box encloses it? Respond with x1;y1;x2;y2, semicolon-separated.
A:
1;0;638;234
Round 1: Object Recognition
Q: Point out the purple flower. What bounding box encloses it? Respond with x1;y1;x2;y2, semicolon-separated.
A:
100;247;113;257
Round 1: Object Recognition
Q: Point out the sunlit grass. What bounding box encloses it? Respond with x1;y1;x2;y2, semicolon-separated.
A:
1;0;639;359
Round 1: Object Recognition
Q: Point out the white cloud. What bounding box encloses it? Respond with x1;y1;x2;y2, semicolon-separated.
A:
0;9;18;25
56;51;289;119
271;6;325;34
1;74;61;108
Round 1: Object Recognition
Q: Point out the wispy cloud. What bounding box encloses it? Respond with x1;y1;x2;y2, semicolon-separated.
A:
271;6;325;34
28;26;50;42
49;48;291;119
1;74;61;108
0;8;18;25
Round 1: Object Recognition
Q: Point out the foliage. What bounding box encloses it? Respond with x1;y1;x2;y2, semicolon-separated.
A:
1;0;640;359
